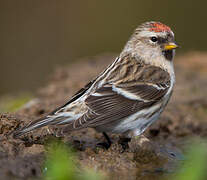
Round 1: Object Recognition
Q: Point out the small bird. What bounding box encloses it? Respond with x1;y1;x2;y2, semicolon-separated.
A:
14;21;178;148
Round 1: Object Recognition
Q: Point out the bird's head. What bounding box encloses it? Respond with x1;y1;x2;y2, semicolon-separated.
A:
123;21;178;62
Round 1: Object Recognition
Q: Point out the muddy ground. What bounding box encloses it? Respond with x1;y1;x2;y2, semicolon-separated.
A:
0;52;207;180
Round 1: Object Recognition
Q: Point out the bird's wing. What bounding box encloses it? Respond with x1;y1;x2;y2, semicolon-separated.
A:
49;56;121;115
13;56;121;138
65;75;171;130
49;80;95;115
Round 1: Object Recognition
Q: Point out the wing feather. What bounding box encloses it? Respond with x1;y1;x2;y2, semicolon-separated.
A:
65;81;170;130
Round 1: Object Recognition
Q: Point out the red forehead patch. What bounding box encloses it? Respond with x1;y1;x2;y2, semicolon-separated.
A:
149;22;171;33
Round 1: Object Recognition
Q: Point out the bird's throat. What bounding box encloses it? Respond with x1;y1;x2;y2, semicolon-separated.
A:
162;50;174;61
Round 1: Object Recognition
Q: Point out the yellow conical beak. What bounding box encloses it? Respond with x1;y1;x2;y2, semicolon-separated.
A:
164;42;178;50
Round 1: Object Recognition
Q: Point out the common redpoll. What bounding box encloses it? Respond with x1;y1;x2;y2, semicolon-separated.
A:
14;21;178;148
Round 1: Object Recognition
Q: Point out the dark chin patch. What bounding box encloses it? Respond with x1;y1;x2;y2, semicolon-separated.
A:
162;50;173;61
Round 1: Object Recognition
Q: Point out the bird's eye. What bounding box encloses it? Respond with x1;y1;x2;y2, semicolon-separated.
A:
150;36;158;42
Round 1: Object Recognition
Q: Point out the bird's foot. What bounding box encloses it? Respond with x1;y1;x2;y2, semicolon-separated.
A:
118;137;131;151
96;132;112;149
96;141;111;149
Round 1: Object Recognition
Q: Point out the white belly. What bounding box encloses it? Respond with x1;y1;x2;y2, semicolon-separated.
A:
111;102;163;135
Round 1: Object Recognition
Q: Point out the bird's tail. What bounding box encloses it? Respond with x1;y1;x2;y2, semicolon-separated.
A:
13;116;57;138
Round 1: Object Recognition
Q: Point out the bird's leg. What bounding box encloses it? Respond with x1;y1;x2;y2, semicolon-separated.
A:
118;137;131;151
103;132;112;147
96;132;112;149
118;130;133;151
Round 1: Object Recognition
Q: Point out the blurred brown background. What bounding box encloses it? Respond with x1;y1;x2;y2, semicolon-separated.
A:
0;0;206;96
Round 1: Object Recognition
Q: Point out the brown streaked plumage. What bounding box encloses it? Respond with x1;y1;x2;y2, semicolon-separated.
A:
13;21;178;148
61;55;171;131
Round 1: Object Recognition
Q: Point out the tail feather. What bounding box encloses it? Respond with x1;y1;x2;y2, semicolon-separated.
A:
13;116;54;138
